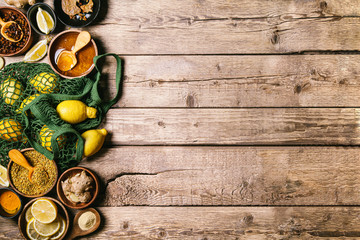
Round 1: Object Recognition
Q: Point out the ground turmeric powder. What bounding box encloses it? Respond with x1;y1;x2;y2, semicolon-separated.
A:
0;190;20;215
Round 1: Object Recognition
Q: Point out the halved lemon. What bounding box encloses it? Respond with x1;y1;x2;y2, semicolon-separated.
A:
24;39;48;63
50;216;66;240
31;198;58;224
26;218;50;240
25;207;34;222
34;217;61;237
36;7;54;35
0;165;9;187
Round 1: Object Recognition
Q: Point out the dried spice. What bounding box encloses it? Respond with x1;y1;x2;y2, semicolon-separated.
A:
0;10;30;55
0;190;20;215
10;150;56;195
78;211;96;230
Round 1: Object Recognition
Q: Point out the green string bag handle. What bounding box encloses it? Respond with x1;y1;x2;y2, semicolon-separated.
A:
89;53;123;113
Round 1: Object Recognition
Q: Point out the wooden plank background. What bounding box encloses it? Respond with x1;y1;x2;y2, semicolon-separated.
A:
2;0;360;239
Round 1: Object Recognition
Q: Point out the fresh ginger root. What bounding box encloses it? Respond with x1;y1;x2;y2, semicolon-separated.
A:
61;171;94;203
4;0;36;8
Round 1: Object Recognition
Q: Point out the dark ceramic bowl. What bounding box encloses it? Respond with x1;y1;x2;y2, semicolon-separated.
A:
54;0;100;28
18;197;69;240
7;148;58;198
27;3;57;35
57;167;99;209
0;7;33;56
0;187;23;219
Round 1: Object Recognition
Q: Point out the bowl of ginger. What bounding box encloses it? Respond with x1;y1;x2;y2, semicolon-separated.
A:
57;167;99;209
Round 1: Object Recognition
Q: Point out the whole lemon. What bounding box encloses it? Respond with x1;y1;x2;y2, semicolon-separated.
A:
0;77;23;105
0;118;24;142
39;125;66;151
29;72;59;94
56;100;97;124
81;128;108;157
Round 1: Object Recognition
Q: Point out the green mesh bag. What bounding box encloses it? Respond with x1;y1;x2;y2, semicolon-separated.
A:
0;53;122;171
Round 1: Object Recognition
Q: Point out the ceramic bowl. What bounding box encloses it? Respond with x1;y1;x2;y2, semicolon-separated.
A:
7;148;58;198
18;197;69;240
54;0;100;28
0;7;33;56
48;30;98;79
0;187;23;219
27;3;57;35
57;167;99;209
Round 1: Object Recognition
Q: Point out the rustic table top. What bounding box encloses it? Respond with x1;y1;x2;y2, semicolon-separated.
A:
1;0;360;239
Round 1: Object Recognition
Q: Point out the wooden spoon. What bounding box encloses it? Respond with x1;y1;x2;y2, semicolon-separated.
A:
8;149;35;182
56;31;91;72
68;208;101;240
0;18;23;42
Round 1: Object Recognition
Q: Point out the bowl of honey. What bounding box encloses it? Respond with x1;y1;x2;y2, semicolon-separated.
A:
48;30;98;79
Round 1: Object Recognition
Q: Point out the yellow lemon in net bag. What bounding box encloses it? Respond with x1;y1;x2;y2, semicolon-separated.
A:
39;125;66;151
0;77;23;105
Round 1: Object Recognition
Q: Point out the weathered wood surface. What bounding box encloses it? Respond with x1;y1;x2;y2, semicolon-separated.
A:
1;0;360;239
89;0;360;54
4;0;360;55
3;206;360;239
80;146;360;206
8;55;360;107
102;108;360;145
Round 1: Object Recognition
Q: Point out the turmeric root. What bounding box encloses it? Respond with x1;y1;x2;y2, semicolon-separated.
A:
4;0;36;9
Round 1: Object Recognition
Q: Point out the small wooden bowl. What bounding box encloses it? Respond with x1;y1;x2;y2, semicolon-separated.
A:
57;167;99;209
0;7;33;57
18;197;69;240
48;30;98;79
0;187;23;219
7;148;58;198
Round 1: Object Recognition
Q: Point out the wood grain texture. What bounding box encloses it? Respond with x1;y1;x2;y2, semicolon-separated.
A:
101;108;360;145
6;55;360;107
88;0;360;54
106;55;360;108
2;1;360;55
80;146;360;206
91;14;360;54
3;206;360;239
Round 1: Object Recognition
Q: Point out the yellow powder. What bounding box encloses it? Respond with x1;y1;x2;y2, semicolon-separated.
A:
78;211;96;231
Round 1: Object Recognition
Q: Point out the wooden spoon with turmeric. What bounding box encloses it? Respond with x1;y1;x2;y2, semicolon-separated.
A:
8;149;35;182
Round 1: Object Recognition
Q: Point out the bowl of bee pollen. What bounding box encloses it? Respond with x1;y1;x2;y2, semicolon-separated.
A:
7;148;58;198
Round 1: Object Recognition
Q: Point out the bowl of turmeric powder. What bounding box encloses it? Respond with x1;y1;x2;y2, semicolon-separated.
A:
0;187;22;219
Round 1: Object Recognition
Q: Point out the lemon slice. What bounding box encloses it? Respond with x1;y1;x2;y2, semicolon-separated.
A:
34;217;61;237
31;198;58;224
0;57;4;70
26;218;50;240
50;216;66;240
0;165;9;187
24;39;48;63
25;206;34;222
36;7;54;35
